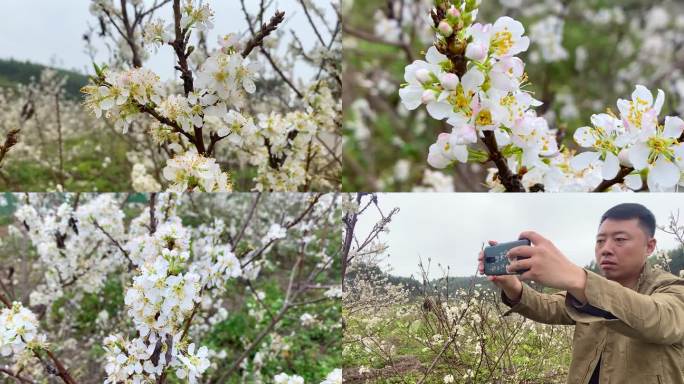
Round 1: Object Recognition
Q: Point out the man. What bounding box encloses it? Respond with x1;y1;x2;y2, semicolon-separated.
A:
477;203;684;383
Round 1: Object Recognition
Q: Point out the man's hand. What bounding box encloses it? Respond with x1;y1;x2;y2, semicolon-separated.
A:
507;231;588;303
478;240;523;302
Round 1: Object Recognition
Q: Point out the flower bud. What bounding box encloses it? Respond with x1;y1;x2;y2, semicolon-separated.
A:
465;42;487;61
415;68;432;84
440;73;459;90
465;0;481;12
618;148;633;167
421;90;436;104
438;21;453;37
448;6;461;18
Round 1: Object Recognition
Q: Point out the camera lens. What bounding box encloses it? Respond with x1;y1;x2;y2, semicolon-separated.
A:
485;257;496;263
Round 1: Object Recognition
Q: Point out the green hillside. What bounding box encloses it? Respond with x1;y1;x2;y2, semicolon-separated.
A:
0;58;89;99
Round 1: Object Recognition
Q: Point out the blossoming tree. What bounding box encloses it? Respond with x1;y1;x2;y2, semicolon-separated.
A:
82;0;341;192
344;0;684;192
0;192;341;383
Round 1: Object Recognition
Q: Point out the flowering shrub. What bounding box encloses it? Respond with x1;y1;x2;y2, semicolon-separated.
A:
0;69;132;191
344;0;684;192
82;0;341;192
0;192;341;383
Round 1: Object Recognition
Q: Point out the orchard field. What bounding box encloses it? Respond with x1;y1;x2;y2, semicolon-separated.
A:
344;289;573;384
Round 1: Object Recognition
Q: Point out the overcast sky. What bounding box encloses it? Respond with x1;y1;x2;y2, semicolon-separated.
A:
0;0;335;81
356;193;684;279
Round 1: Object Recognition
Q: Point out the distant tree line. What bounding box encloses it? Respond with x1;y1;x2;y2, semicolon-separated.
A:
0;58;88;99
349;247;684;301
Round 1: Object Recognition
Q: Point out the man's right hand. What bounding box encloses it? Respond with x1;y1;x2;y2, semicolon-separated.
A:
478;240;523;302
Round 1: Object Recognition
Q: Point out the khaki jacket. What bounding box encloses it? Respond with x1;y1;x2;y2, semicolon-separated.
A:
502;264;684;384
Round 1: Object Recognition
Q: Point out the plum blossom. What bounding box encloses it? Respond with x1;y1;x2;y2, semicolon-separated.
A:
274;373;305;384
320;369;342;384
163;152;232;192
175;343;210;384
0;302;46;357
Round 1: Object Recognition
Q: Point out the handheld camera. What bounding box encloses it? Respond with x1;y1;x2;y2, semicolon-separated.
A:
483;239;531;276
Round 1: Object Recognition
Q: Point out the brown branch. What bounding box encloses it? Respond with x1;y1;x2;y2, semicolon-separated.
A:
481;131;524;192
54;93;65;186
232;193;261;247
137;104;196;144
171;0;204;154
342;25;415;62
212;256;303;383
0;367;36;384
44;350;77;384
297;0;325;46
239;4;303;99
120;0;143;67
593;166;633;192
240;194;321;269
241;11;285;58
149;192;157;234
0;129;20;169
0;291;11;307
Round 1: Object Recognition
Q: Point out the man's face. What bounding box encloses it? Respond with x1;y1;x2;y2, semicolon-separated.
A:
595;218;656;281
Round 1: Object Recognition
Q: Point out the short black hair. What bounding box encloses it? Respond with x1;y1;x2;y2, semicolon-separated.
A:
600;203;656;238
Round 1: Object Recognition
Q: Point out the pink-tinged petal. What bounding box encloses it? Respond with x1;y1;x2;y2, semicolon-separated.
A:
465;43;487;62
648;157;681;190
570;151;600;171
451;124;477;144
427;143;450;169
573;126;596;147
601;152;620;180
624;174;643;190
628;142;651;170
664;116;684;139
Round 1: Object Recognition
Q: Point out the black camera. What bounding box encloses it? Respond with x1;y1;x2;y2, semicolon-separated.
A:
483;239;531;276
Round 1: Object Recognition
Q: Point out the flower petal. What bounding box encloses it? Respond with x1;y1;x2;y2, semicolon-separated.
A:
426;101;452;120
425;46;447;65
601;152;620;180
628;142;651;170
648;157;681;190
573;126;596;147
461;67;485;92
624;174;643;190
664;116;684;139
570;151;600;171
398;86;423;110
632;85;653;106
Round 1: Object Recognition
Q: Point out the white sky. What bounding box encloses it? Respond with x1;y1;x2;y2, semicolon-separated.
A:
356;193;684;279
0;0;336;81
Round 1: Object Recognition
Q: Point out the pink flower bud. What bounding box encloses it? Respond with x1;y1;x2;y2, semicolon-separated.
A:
448;6;461;18
421;90;436;104
438;21;453;37
465;42;487;61
440;73;459;90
